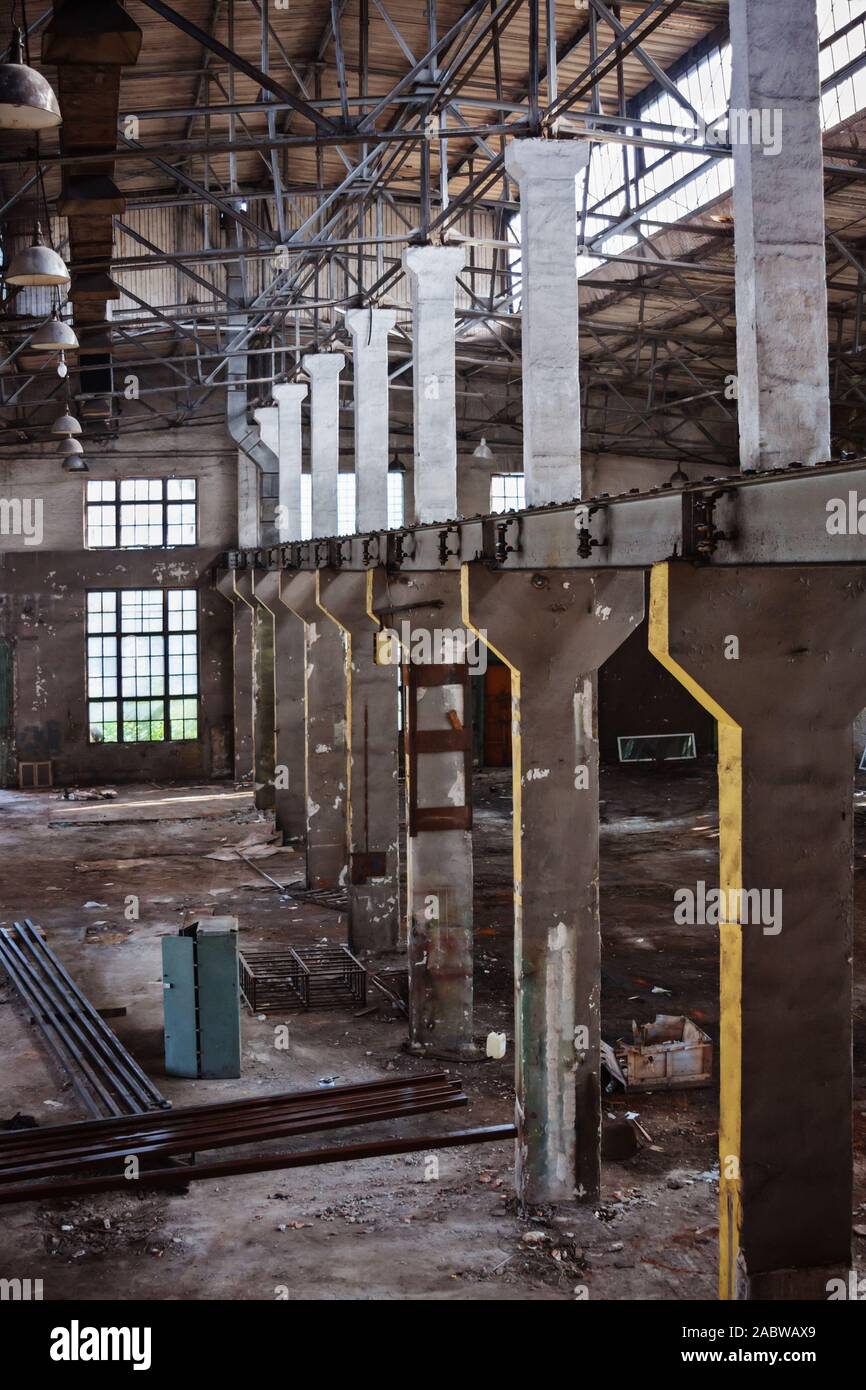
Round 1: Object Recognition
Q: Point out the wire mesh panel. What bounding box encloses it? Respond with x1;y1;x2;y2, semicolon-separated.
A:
239;946;365;1014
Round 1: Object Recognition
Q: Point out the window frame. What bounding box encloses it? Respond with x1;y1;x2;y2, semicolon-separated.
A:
85;586;200;746
85;477;198;550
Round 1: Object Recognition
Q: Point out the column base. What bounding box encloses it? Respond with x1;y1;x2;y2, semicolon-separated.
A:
737;1261;851;1302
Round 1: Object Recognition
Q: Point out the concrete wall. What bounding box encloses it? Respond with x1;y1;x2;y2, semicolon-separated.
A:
0;425;237;786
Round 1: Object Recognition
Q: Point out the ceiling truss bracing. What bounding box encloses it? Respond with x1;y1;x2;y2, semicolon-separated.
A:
0;0;865;467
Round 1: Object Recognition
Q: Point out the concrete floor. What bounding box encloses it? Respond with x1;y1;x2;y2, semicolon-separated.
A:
1;762;864;1301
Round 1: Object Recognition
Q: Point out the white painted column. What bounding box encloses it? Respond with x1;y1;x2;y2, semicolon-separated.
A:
272;383;307;542
402;245;464;523
346;307;398;532
302;353;345;535
504;138;589;505
730;0;830;470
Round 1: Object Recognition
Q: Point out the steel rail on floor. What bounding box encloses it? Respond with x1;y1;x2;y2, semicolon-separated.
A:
0;1125;519;1206
0;919;168;1118
0;1077;468;1181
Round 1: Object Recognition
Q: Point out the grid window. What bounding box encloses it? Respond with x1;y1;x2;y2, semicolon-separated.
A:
300;474;312;540
490;474;526;514
86;588;198;744
387;471;405;529
85;478;197;549
337;473;356;535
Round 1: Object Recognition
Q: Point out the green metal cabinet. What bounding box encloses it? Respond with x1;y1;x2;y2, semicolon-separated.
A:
162;918;241;1079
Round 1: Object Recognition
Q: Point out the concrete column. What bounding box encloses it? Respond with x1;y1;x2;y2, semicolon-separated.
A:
233;569;275;811
402;246;464;524
237;451;260;548
370;569;477;1058
253;570;306;842
215;572;254;785
504;139;589;505
253;404;278;461
317;570;400;954
302;353;345;535
730;0;830;470
650;561;866;1300
346;307;398;534
272;383;307;543
464;566;643;1204
280;570;348;889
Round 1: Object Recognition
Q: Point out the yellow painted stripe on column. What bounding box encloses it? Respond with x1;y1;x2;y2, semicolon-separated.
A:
648;562;743;1302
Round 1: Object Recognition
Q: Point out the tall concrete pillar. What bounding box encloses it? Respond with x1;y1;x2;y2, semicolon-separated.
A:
253;570;306;842
504;139;589;504
464;566;643;1204
730;0;830;469
272;383;307;543
346;307;398;534
650;561;866;1300
370;569;476;1057
402;246;464;523
317;570;400;954
215;572;254;785
279;570;348;890
302;353;345;535
233;570;275;811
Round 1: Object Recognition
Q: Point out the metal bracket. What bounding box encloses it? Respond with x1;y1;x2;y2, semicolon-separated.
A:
479;514;521;566
682;488;730;561
362;535;381;566
386;529;415;571
438;525;461;566
576;504;607;560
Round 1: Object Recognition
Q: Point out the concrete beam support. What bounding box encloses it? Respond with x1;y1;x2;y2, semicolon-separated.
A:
402;246;465;524
272;384;307;543
504;139;590;505
346;308;398;534
650;562;866;1299
317;569;401;954
215;572;254;785
280;571;348;889
253;570;306;842
233;570;275;811
464;566;643;1204
730;0;830;469
302;354;345;536
371;569;477;1057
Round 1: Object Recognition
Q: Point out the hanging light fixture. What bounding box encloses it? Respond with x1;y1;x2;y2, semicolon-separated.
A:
472;437;494;460
6;223;70;287
30;311;78;352
61;453;88;472
52;410;82;436
388;447;406;473
59;435;84;457
668;462;689;487
0;27;61;131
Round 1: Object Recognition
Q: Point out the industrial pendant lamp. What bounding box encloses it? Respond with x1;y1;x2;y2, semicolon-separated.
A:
0;27;61;131
59;435;84;458
52;410;82;436
473;437;494;460
6;223;70;287
30;310;78;351
61;454;88;472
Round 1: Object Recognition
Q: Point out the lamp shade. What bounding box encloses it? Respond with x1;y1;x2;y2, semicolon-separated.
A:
0;28;61;131
52;411;82;436
6;227;70;287
59;435;83;457
472;437;494;460
61;454;88;472
31;315;78;351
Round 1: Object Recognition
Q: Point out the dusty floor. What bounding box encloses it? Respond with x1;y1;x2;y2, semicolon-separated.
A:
1;761;864;1301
